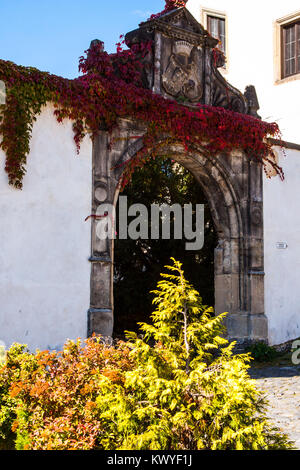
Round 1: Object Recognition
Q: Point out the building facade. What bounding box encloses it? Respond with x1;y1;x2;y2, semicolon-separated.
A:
187;0;300;345
0;3;299;351
187;0;300;144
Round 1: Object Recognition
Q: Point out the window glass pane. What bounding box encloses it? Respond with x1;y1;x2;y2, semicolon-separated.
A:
219;19;226;53
208;16;226;55
297;24;300;72
283;23;296;76
285;57;295;76
208;17;219;38
291;58;296;74
286;24;295;42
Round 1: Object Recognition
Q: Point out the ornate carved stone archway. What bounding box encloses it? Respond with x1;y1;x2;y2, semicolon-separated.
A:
88;120;267;346
87;6;267;346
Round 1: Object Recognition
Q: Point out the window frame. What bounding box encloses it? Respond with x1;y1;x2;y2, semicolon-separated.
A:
201;7;228;71
207;15;226;55
274;11;300;84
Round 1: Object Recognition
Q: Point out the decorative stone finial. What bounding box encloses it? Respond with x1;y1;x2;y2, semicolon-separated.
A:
244;85;261;119
90;39;105;52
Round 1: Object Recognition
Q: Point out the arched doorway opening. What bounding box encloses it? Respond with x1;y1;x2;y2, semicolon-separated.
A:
113;156;217;338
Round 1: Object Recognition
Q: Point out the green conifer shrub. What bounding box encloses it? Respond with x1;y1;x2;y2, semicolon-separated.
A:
246;341;278;363
0;259;294;450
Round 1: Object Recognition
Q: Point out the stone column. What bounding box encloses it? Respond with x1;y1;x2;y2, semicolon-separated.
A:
213;151;268;346
247;157;268;342
88;130;114;337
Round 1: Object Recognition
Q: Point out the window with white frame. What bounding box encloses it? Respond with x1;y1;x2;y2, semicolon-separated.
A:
274;11;300;82
202;8;227;60
207;15;226;54
282;20;300;78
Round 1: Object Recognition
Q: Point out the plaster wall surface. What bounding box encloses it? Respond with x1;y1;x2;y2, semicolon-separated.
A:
264;147;300;345
0;105;92;352
186;0;300;344
187;0;300;144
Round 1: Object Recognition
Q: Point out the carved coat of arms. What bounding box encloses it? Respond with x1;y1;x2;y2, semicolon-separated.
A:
162;41;203;103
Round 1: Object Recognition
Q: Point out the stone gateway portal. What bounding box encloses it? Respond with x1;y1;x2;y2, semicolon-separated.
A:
88;7;267;347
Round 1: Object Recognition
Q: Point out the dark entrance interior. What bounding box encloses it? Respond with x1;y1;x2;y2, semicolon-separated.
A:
113;156;217;338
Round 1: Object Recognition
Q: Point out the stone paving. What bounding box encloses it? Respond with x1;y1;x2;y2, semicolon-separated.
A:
250;365;300;449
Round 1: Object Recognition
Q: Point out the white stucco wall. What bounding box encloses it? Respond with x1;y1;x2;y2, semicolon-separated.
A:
264;147;300;345
0;104;92;352
187;0;300;144
185;0;300;344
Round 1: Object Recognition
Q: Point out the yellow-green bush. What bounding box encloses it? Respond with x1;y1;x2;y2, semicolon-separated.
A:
0;259;294;450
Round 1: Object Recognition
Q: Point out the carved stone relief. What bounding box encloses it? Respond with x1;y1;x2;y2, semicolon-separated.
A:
162;41;203;102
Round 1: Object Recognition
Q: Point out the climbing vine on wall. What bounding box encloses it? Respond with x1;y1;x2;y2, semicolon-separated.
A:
149;0;188;19
0;0;284;189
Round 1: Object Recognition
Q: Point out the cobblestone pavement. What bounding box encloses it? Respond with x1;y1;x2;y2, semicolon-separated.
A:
249;366;300;449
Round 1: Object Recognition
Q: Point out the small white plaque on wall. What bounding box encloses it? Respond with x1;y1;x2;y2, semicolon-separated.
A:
276;242;288;250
